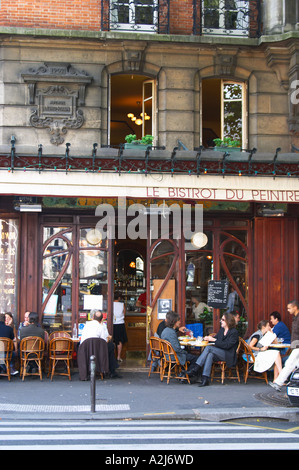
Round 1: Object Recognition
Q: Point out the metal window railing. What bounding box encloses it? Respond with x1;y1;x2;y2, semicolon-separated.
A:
101;0;261;38
101;0;170;34
193;0;262;38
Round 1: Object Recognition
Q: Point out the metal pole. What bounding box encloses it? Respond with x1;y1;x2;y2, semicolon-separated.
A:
90;355;96;413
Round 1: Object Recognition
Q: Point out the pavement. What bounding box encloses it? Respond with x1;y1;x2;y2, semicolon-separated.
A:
0;366;299;422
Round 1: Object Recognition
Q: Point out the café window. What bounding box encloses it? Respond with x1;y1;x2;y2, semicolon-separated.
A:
202;78;247;149
41;225;109;334
0;219;19;323
202;0;249;36
110;0;158;32
42;227;73;333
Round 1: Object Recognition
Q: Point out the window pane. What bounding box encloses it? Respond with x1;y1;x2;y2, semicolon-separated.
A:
135;0;154;25
204;0;220;28
223;101;242;141
223;83;243;143
42;228;73;333
0;219;19;323
185;232;213;335
78;228;108;323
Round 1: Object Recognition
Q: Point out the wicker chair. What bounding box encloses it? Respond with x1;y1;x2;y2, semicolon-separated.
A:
0;337;14;381
211;337;242;384
48;337;74;380
148;336;163;378
240;337;268;384
159;339;190;384
20;336;45;381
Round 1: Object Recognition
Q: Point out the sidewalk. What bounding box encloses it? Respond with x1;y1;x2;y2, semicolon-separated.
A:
0;368;298;422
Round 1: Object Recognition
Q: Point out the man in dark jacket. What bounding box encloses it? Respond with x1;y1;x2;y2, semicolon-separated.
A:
19;312;45;340
188;313;239;387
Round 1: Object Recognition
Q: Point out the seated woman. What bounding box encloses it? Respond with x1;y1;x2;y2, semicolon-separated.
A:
188;313;239;387
247;319;282;381
161;311;197;371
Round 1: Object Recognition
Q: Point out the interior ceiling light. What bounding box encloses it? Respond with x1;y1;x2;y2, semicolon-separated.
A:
127;112;150;126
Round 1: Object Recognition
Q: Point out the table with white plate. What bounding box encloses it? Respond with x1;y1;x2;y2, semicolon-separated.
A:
178;336;210;354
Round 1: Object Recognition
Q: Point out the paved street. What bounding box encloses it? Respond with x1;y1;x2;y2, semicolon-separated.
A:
0;419;299;450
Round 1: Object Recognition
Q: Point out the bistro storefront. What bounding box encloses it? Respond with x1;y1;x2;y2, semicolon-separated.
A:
1;152;299;361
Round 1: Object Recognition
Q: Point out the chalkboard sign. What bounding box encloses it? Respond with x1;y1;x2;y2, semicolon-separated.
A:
207;280;229;308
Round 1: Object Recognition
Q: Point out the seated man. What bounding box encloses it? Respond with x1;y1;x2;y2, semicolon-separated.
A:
161;311;197;373
269;311;291;344
19;311;45;373
19;312;45;340
81;309;120;378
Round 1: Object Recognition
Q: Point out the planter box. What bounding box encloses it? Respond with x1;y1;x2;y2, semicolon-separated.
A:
214;146;241;152
124;142;151;149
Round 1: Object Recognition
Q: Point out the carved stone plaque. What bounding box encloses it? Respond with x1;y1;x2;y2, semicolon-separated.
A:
29;86;84;145
22;63;92;145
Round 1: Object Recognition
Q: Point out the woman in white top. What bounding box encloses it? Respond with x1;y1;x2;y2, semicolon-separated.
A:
113;293;128;362
248;320;282;381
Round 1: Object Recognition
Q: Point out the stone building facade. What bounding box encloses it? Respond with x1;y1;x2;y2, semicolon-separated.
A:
0;1;298;345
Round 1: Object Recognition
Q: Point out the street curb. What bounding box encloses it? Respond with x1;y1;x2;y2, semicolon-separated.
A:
0;407;298;422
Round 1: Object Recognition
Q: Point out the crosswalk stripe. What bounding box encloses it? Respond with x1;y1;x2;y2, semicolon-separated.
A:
1;444;299;450
0;420;298;450
0;432;297;440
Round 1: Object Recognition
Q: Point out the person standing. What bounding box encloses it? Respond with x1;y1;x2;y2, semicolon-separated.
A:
269;300;299;392
136;291;147;313
113;292;128;362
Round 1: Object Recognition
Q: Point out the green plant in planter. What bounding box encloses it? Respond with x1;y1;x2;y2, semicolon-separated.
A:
125;134;137;143
213;137;241;148
124;134;154;146
140;135;154;145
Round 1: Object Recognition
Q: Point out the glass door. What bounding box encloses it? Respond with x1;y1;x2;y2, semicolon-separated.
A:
41;224;109;334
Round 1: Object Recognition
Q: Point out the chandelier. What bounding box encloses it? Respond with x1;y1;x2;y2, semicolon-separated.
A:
127;112;151;126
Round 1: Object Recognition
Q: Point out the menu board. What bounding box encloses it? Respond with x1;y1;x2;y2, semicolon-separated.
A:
0;219;18;317
207;280;229;308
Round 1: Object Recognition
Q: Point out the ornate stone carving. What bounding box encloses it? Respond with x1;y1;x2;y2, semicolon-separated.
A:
29;86;84;145
22;63;92;145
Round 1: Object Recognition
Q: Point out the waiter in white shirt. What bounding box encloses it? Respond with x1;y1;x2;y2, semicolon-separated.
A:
80;309;121;378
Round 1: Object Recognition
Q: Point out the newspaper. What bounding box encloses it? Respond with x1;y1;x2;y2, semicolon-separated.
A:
259;331;277;347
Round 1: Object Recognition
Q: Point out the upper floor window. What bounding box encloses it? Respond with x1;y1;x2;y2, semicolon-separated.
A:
202;0;250;36
110;0;158;33
202;79;247;149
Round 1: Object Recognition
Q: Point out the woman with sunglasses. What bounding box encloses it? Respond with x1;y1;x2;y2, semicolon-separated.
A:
187;313;239;387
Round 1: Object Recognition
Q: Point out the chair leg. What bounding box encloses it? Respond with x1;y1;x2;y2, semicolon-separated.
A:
211;364;215;383
263;371;268;384
5;359;11;381
67;360;71;380
221;363;226;384
148;359;153;378
160;359;165;382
